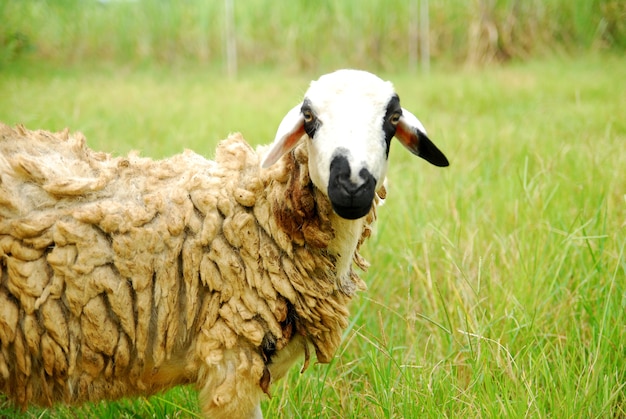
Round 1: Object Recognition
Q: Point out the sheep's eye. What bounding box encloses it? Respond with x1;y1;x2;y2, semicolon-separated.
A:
302;109;314;123
389;112;401;125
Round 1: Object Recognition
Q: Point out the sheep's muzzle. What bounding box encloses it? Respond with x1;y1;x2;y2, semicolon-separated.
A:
327;155;377;220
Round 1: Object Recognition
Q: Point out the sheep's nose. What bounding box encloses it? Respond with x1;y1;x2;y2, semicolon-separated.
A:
327;155;376;220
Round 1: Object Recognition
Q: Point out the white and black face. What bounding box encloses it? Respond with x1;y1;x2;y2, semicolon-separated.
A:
262;69;449;220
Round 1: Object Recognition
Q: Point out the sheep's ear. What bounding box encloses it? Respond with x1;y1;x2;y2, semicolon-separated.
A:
261;103;306;168
395;108;449;167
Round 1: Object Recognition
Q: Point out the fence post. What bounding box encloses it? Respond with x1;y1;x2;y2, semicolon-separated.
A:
224;0;237;77
420;0;430;73
409;0;430;73
409;0;418;73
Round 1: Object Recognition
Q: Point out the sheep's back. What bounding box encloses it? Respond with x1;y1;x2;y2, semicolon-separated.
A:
0;124;234;406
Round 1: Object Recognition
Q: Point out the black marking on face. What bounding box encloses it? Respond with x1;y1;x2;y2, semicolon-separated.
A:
301;98;321;138
327;153;377;220
382;94;402;155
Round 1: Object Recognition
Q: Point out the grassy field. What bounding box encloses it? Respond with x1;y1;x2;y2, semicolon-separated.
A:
2;0;625;70
1;53;625;418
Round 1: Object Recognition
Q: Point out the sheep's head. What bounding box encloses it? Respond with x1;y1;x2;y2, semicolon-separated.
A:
262;69;449;220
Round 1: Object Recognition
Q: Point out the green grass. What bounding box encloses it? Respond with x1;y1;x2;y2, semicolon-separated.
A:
0;54;625;417
2;0;625;70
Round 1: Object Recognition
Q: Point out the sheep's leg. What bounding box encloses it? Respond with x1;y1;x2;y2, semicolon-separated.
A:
251;404;264;419
197;347;266;419
199;376;264;419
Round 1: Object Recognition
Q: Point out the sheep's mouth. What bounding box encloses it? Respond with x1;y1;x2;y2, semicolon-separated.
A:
331;201;373;220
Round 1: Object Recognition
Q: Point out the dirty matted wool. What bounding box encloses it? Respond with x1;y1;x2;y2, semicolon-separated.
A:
0;123;382;415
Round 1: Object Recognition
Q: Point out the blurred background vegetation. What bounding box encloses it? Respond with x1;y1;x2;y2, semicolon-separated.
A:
2;0;625;72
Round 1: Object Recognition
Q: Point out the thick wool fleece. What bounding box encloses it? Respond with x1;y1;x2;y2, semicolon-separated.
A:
0;124;382;417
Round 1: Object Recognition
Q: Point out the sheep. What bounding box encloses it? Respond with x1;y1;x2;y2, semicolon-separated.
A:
0;69;449;418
